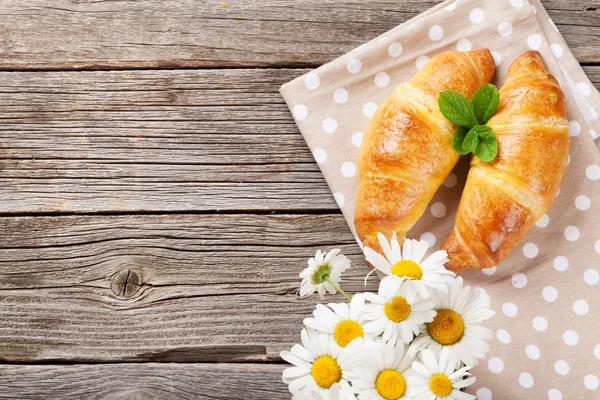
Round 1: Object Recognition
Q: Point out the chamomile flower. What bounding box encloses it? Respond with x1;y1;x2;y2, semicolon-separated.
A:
281;327;364;398
407;348;476;400
304;294;367;348
351;340;417;400
364;233;454;299
291;383;355;400
410;277;495;367
362;278;436;345
301;249;351;300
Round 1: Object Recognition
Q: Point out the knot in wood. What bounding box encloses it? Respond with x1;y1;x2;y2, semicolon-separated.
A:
111;268;143;298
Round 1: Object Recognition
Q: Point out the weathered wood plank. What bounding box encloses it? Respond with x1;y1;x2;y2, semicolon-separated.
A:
0;68;336;213
0;213;378;362
0;0;597;70
0;363;288;399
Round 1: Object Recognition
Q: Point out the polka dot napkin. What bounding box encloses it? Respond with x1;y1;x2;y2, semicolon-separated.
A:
280;0;600;398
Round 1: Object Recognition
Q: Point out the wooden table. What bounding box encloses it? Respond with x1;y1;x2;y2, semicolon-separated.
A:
0;1;598;398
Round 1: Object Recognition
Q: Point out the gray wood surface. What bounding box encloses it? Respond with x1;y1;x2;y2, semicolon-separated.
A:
0;213;377;362
0;67;598;214
0;0;597;70
0;363;288;399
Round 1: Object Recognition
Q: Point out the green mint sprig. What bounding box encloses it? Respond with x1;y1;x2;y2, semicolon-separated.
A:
438;84;500;162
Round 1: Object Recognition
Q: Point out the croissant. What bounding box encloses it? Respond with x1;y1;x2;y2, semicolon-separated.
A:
355;49;495;254
442;51;569;271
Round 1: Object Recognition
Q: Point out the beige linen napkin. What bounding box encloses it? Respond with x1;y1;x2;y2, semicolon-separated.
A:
280;0;600;398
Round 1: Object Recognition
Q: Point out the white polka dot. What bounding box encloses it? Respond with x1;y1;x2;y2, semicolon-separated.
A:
443;173;457;188
476;388;492;400
322;118;338;134
444;1;457;11
482;266;497;276
554;360;569;376
594;344;600;360
375;72;390;87
535;214;549;228
512;273;527;288
532;316;548;331
591;129;599;140
429;25;444;41
333;88;349;104
549;18;559;32
573;299;589;316
363;102;378;118
312;148;326;164
304;73;320;90
584;375;599;390
553;256;569;272
496;329;511;344
469;8;485;24
586;165;600;180
577;82;592;96
575;195;591;211
351;132;363;148
531;4;537;14
548;389;562;400
510;0;523;8
563;330;579;346
519;373;534;388
527;34;542;50
430;202;446;218
498;22;513;36
526;345;540;360
456;39;472;51
341;162;356;178
522;242;538;258
502;302;517;317
550;43;563;58
420;232;436;248
488;357;504;373
542;286;558;302
564;226;580;242
491;52;502;66
333;192;345;208
584;269;599;285
388;42;403;58
415;56;429;70
569;121;581;136
293;104;308;121
596;240;600;254
347;58;362;74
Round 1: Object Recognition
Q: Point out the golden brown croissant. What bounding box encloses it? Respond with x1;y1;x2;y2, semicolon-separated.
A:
355;49;495;254
442;51;569;271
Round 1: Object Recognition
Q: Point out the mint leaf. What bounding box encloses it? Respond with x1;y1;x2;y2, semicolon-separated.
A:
472;84;500;124
463;126;481;152
451;126;471;155
438;91;479;128
474;126;498;162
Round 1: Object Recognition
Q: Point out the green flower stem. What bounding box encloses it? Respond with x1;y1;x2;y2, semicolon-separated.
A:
325;277;352;302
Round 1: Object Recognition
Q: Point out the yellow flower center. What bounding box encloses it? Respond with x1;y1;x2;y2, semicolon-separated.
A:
311;355;342;389
384;296;411;323
429;373;453;397
375;369;406;400
390;260;423;280
333;320;363;347
428;309;465;345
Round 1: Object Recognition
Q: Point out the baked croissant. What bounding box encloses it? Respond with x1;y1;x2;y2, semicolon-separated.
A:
355;49;495;254
442;51;569;271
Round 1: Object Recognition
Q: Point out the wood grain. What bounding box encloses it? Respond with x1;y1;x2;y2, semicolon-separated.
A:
0;363;288;399
0;0;597;70
0;68;337;213
0;213;379;362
